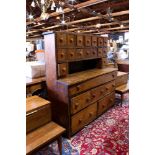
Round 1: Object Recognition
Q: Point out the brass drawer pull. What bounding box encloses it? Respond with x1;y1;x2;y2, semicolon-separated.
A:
26;110;38;116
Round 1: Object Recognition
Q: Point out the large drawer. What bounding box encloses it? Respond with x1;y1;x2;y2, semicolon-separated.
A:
97;92;115;116
90;80;115;103
69;71;117;96
71;91;91;114
26;104;51;133
71;102;97;134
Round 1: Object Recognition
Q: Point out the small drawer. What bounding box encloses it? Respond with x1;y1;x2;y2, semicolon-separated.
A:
56;32;67;47
71;91;91;114
98;37;104;47
77;35;84;47
76;49;84;60
92;36;97;46
91;48;97;58
67;49;76;60
58;63;68;78
97;92;115;116
104;80;115;95
57;49;66;62
98;48;104;57
67;34;75;47
85;35;91;46
103;48;107;57
71;102;97;134
84;48;92;58
103;37;108;46
102;58;108;67
26;104;51;133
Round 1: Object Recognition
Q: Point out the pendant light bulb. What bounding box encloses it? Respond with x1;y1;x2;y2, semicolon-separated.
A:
31;1;35;7
41;0;45;4
51;5;54;10
59;6;63;13
52;1;56;7
29;14;33;19
56;7;59;13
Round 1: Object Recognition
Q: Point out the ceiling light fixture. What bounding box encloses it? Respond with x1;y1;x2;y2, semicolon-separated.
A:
120;24;124;28
30;0;64;20
96;23;101;28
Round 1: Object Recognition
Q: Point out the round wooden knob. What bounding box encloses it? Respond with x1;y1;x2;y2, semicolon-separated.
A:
100;41;102;44
60;53;64;57
106;87;109;91
86;51;89;55
79;40;82;43
76;86;80;91
89;112;93;117
112;74;115;78
93;51;96;55
79;52;82;56
70;39;73;43
86;98;90;103
87;40;90;43
112;84;115;87
92;94;96;98
79;119;82;124
70;53;74;57
104;41;107;44
60;38;63;43
62;68;66;72
75;103;79;109
110;99;113;102
102;105;105;108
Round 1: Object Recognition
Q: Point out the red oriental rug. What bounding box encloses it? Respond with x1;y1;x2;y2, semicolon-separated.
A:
36;93;129;155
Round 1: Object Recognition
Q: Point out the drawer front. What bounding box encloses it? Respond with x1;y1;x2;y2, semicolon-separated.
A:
71;91;91;114
26;104;51;133
77;35;84;47
56;33;67;47
71;102;97;134
67;48;76;60
69;71;117;96
26;83;42;96
98;48;104;57
98;37;104;47
103;37;108;46
76;49;84;60
84;48;92;58
57;49;66;62
102;58;108;67
92;36;97;46
103;47;107;57
90;80;115;103
58;63;68;78
97;92;115;116
85;35;91;46
116;74;128;87
91;48;97;58
67;34;75;47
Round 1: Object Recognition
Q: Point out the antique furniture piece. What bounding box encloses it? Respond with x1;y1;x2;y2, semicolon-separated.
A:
26;77;46;97
115;83;129;106
43;31;117;138
115;71;129;106
116;71;128;87
26;96;65;155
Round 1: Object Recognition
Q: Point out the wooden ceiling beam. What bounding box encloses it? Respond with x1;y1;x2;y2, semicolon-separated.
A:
26;0;108;25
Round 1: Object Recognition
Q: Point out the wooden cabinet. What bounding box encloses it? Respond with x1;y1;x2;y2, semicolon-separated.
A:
43;32;116;138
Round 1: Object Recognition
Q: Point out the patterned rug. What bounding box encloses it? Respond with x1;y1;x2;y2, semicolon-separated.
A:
36;93;129;155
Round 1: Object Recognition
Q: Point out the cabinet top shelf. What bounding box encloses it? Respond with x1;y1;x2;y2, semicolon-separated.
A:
57;67;117;86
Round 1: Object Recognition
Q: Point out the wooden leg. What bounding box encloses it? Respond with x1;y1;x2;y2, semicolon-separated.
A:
121;94;123;106
57;136;62;155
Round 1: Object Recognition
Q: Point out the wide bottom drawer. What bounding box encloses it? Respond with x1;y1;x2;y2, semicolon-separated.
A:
97;92;115;116
71;102;97;134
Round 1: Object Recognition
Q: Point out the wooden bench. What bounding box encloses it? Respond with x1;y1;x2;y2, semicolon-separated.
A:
115;83;129;106
26;121;66;155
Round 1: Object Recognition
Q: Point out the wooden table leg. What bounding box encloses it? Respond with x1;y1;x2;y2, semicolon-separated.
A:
57;136;62;155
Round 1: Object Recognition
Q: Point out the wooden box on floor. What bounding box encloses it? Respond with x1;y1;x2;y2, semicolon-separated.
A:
43;32;117;138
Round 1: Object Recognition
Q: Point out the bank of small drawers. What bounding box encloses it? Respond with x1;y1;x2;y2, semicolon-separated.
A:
56;32;108;48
